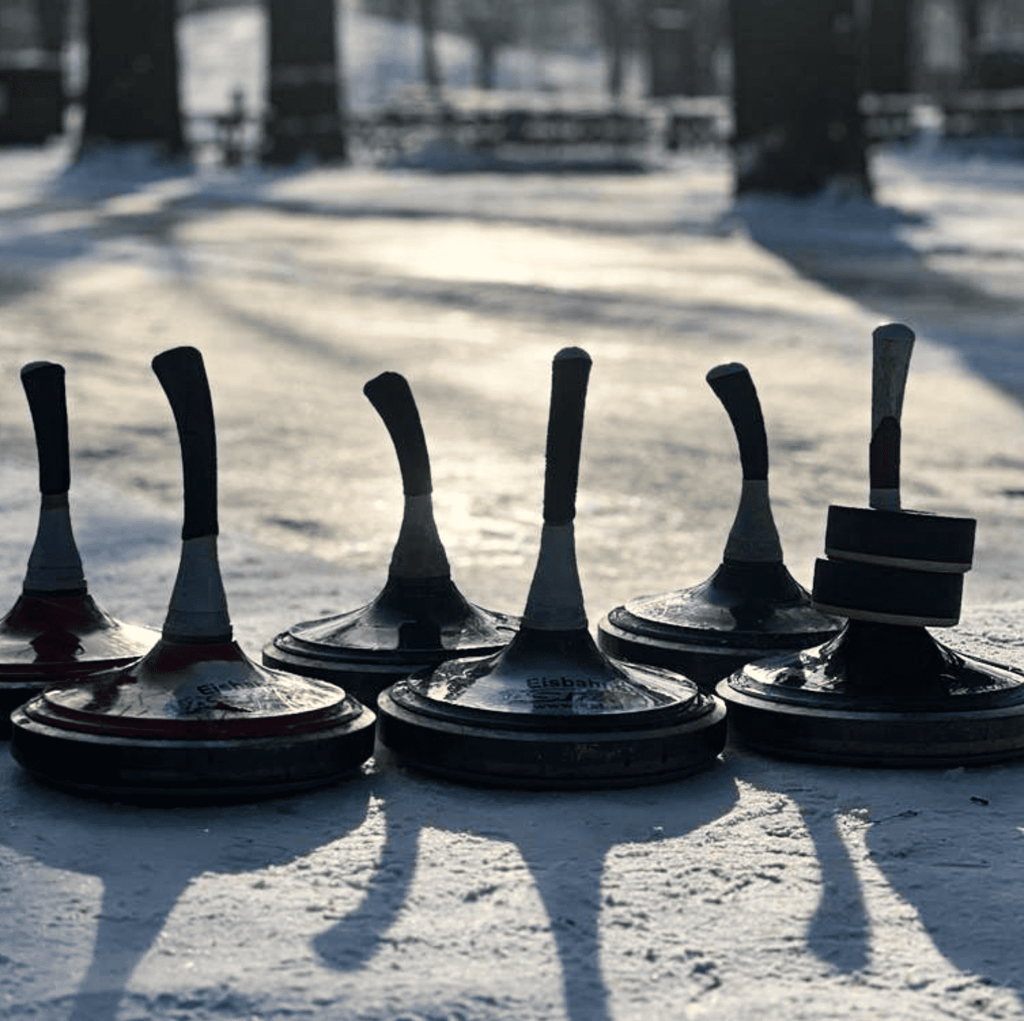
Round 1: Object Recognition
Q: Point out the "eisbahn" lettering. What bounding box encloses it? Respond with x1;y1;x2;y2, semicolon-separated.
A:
526;676;603;690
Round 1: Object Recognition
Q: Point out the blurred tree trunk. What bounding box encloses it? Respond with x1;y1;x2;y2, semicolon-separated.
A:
646;1;696;97
80;0;185;155
865;0;913;94
35;0;69;54
459;6;513;91
593;0;630;98
729;0;871;198
476;39;497;89
264;0;346;164
960;0;982;87
417;0;443;100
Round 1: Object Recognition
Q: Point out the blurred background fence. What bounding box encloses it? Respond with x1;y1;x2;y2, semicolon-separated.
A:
4;0;1024;170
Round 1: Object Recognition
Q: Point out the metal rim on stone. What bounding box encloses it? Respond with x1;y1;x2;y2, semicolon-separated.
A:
377;347;726;789
719;619;1024;766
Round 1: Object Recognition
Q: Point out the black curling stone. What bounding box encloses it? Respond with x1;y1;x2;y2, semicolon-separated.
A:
824;504;976;573
264;370;517;706
377;346;726;788
378;624;726;789
719;619;1024;767
11;637;375;801
0;360;157;734
263;574;517;708
599;560;841;690
10;345;376;802
598;361;842;689
812;557;965;626
0;592;156;736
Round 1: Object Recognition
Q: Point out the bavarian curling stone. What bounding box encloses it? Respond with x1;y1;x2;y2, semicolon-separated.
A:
719;322;1024;766
376;347;727;788
263;370;516;708
597;362;841;689
0;361;156;737
11;347;375;801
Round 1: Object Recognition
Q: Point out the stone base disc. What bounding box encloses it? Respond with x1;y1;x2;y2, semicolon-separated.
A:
718;621;1024;767
377;629;727;788
263;577;518;708
0;592;158;738
598;562;842;690
10;638;376;802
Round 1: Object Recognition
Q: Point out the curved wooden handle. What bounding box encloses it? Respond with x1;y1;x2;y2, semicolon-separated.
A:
152;346;219;541
706;362;768;481
363;371;432;498
543;347;592;526
21;361;70;496
870;323;915;510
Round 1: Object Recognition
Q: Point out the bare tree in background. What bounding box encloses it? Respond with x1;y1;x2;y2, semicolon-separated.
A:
264;0;346;164
960;0;982;85
865;0;914;93
729;0;871;197
35;0;69;55
80;0;185;156
646;0;726;97
454;0;518;89
418;0;443;99
591;0;635;97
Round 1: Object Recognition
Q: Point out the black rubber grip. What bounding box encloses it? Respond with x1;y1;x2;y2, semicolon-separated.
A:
363;372;432;497
20;361;70;496
543;347;592;525
152;346;219;541
706;363;768;481
869;416;901;494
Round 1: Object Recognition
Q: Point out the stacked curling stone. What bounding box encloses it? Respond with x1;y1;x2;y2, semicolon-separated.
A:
813;324;974;630
719;323;1024;767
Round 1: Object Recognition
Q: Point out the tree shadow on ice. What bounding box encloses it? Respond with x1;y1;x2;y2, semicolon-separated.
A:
0;757;373;1021
314;749;739;1021
735;196;1024;403
0;152;310;291
733;744;1024;996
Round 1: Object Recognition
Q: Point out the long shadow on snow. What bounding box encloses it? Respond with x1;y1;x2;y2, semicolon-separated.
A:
0;180;775;357
733;743;1024;997
0;156;313;290
314;748;739;1021
737;197;1024;403
0;757;373;1020
184;253;781;350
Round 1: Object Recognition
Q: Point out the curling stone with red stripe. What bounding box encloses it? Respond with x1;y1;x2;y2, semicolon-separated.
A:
0;362;157;736
10;347;374;801
719;323;1024;766
376;348;726;788
262;371;517;708
597;362;841;690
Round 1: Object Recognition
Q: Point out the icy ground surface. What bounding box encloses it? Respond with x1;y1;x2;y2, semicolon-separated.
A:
2;140;1024;1020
